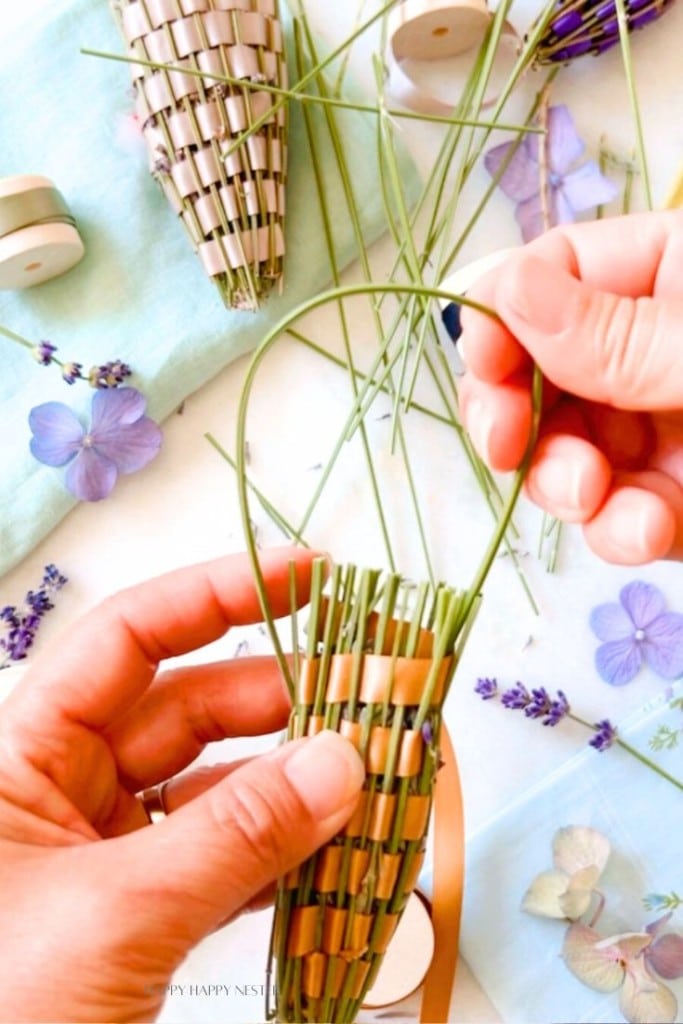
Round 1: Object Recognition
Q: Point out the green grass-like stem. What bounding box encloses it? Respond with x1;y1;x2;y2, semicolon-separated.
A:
81;46;542;134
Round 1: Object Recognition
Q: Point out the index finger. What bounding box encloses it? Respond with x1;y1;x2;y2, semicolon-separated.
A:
10;546;320;730
460;210;683;383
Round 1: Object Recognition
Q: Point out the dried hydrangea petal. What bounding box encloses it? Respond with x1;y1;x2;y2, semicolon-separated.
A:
521;869;573;918
619;959;678;1024
562;923;625;992
648;933;683;980
552;825;611;876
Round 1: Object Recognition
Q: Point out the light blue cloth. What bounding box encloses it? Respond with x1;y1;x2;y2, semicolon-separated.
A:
459;686;683;1023
0;0;420;577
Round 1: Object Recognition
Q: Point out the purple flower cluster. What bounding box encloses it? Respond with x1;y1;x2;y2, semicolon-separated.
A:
0;565;67;667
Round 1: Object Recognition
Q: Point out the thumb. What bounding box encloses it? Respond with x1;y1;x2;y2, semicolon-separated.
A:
495;254;683;411
115;731;364;947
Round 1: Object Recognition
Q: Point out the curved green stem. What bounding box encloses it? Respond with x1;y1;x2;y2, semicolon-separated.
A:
235;281;535;683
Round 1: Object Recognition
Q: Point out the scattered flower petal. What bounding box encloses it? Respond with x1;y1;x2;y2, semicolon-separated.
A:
595;637;644;686
590;601;634;642
522;827;610;921
619;957;678;1024
647;933;683;980
621;581;667;627
552;825;611;877
522;869;574;919
28;402;84;466
559;866;602;919
562;922;626;992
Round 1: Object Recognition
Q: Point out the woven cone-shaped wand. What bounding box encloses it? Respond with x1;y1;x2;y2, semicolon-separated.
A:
268;560;479;1024
112;0;288;310
529;0;675;65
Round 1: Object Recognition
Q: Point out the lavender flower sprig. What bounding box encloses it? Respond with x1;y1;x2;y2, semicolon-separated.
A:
1;565;67;669
474;678;683;792
2;325;132;389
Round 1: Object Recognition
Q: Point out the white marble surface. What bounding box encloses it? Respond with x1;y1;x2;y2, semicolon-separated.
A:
2;1;683;1021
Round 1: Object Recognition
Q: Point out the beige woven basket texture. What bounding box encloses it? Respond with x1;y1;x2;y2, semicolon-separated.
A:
113;0;288;310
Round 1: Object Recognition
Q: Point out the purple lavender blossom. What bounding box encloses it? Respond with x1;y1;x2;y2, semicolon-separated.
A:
590;581;683;686
32;340;58;366
88;360;133;389
589;719;618;752
513;685;571;726
421;721;434;744
477;679;571;725
501;682;531;710
28;387;162;501
484;105;618;242
545;690;570;727
61;361;83;385
474;677;498;700
0;565;67;668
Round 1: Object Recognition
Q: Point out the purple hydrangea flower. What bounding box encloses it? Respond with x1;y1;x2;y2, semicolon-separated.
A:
28;387;162;501
590;581;683;686
484;105;618;242
32;340;57;366
474;676;498;700
589;719;618;751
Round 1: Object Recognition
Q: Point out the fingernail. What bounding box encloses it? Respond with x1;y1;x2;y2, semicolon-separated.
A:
283;731;365;821
605;491;675;563
466;397;497;463
529;456;585;513
501;256;578;335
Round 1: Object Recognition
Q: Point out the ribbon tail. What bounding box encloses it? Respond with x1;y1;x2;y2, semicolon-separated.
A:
419;721;464;1023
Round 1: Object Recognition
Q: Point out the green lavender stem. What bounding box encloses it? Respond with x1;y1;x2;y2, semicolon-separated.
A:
570;712;683;792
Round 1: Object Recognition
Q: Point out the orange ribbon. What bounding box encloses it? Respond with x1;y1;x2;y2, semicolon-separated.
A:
419;722;464;1024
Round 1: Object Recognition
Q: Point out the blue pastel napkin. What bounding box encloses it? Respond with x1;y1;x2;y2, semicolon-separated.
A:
459;688;683;1023
0;0;420;576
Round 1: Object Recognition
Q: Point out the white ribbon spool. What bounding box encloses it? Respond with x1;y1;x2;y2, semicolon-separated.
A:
0;175;84;289
386;0;520;114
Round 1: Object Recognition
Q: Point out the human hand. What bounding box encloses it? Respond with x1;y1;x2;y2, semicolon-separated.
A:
457;210;683;564
0;547;364;1023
